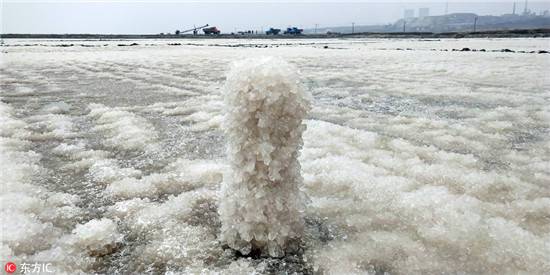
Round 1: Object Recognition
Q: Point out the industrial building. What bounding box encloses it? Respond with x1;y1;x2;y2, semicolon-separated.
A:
404;9;415;19
419;8;430;17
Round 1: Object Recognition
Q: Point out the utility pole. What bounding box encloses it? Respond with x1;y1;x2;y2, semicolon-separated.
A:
473;16;478;32
513;2;516;15
314;24;318;34
445;1;449;15
524;0;528;14
351;22;355;34
403;21;406;32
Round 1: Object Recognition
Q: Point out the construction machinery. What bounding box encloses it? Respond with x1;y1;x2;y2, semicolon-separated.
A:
203;26;221;35
180;24;209;35
180;24;221;35
266;28;281;35
283;27;303;35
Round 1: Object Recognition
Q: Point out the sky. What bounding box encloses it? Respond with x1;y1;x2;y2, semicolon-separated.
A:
2;1;550;34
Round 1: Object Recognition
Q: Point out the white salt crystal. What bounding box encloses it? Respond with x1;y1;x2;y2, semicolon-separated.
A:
219;57;311;257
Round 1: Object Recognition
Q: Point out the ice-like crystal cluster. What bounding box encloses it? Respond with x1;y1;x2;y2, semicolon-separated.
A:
219;57;311;257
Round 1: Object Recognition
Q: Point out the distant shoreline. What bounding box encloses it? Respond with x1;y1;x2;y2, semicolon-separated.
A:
2;28;550;39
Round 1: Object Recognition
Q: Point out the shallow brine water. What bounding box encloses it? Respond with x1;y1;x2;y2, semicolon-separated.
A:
1;38;549;274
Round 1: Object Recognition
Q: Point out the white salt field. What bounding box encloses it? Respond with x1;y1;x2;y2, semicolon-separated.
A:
1;38;549;274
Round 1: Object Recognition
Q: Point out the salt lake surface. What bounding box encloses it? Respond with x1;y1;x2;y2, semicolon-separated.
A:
1;38;550;274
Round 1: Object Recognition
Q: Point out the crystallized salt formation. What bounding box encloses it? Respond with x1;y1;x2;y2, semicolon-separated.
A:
219;57;311;257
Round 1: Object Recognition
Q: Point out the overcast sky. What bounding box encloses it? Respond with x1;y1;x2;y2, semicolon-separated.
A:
2;1;549;34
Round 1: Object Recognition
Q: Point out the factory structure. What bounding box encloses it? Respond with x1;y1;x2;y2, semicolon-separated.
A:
404;8;430;19
419;8;430;18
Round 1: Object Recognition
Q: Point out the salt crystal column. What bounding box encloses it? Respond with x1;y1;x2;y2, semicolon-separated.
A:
219;57;311;257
